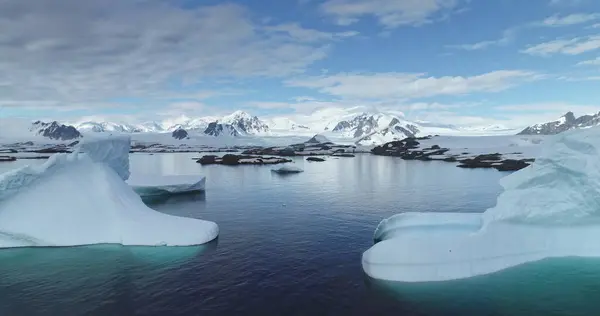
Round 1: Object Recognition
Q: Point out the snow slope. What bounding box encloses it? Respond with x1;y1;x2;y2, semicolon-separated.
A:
362;126;600;282
0;135;218;248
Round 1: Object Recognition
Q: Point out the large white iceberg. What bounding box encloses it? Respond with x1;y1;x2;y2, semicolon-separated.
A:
0;135;218;248
127;174;206;197
362;127;600;282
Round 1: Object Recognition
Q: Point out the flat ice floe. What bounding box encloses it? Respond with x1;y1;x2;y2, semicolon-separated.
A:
363;127;600;282
0;135;218;248
127;174;206;197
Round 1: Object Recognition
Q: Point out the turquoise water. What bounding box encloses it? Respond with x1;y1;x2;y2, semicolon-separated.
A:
370;257;600;316
0;153;597;315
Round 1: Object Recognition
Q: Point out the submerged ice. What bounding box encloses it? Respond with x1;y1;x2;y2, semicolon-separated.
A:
127;174;206;197
0;135;218;248
362;127;600;282
271;165;304;174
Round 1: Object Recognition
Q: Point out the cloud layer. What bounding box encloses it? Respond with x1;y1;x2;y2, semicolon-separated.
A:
320;0;462;27
0;0;339;105
286;71;540;100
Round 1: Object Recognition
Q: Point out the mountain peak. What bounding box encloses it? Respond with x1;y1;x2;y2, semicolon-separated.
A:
31;120;82;140
563;111;576;123
518;111;600;135
219;110;269;135
223;110;252;120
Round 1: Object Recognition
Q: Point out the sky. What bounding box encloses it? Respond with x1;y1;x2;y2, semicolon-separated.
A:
1;0;600;129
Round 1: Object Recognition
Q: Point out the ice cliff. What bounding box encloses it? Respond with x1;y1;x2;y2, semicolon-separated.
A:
0;135;218;248
362;127;600;282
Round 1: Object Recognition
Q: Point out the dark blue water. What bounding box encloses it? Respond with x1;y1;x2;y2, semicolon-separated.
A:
3;153;575;315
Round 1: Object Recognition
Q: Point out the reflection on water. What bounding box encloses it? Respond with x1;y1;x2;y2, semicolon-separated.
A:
0;242;217;315
366;257;600;315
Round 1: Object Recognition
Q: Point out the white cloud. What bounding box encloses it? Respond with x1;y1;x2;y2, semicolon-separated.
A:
549;0;587;6
521;36;600;56
448;28;516;51
320;0;463;28
246;101;297;109
405;101;478;111
286;70;540;100
451;13;599;51
557;75;600;81
541;13;600;26
577;57;600;66
0;0;342;106
494;102;600;114
264;23;359;42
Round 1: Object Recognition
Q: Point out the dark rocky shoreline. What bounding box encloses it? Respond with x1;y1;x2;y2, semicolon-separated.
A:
371;137;532;171
0;135;535;171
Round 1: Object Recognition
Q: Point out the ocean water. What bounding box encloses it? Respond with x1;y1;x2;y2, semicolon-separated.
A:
0;153;597;315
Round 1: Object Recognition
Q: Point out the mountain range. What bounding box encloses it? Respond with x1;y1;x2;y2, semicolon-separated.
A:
518;111;600;135
24;107;525;144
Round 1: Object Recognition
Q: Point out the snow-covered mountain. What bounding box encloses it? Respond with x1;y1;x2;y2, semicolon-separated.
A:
326;112;419;139
31;121;81;140
19;107;528;145
264;117;310;134
163;115;217;132
219;111;270;135
518;111;600;135
77;121;144;133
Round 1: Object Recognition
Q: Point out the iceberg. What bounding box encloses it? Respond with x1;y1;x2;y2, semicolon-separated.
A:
271;165;304;174
362;127;600;282
127;174;206;197
0;135;218;248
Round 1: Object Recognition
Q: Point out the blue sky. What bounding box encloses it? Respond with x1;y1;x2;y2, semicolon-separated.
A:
1;0;600;128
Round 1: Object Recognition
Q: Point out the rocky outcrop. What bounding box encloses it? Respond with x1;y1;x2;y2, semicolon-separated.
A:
371;138;426;157
197;154;292;166
306;157;326;162
172;128;189;140
305;134;331;144
204;122;240;137
372;137;532;171
457;155;532;171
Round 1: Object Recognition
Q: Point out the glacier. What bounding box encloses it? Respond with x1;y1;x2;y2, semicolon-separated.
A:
362;127;600;282
0;135;218;248
127;174;206;197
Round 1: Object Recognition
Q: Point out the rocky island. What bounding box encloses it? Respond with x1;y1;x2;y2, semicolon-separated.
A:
197;154;292;166
371;136;535;171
